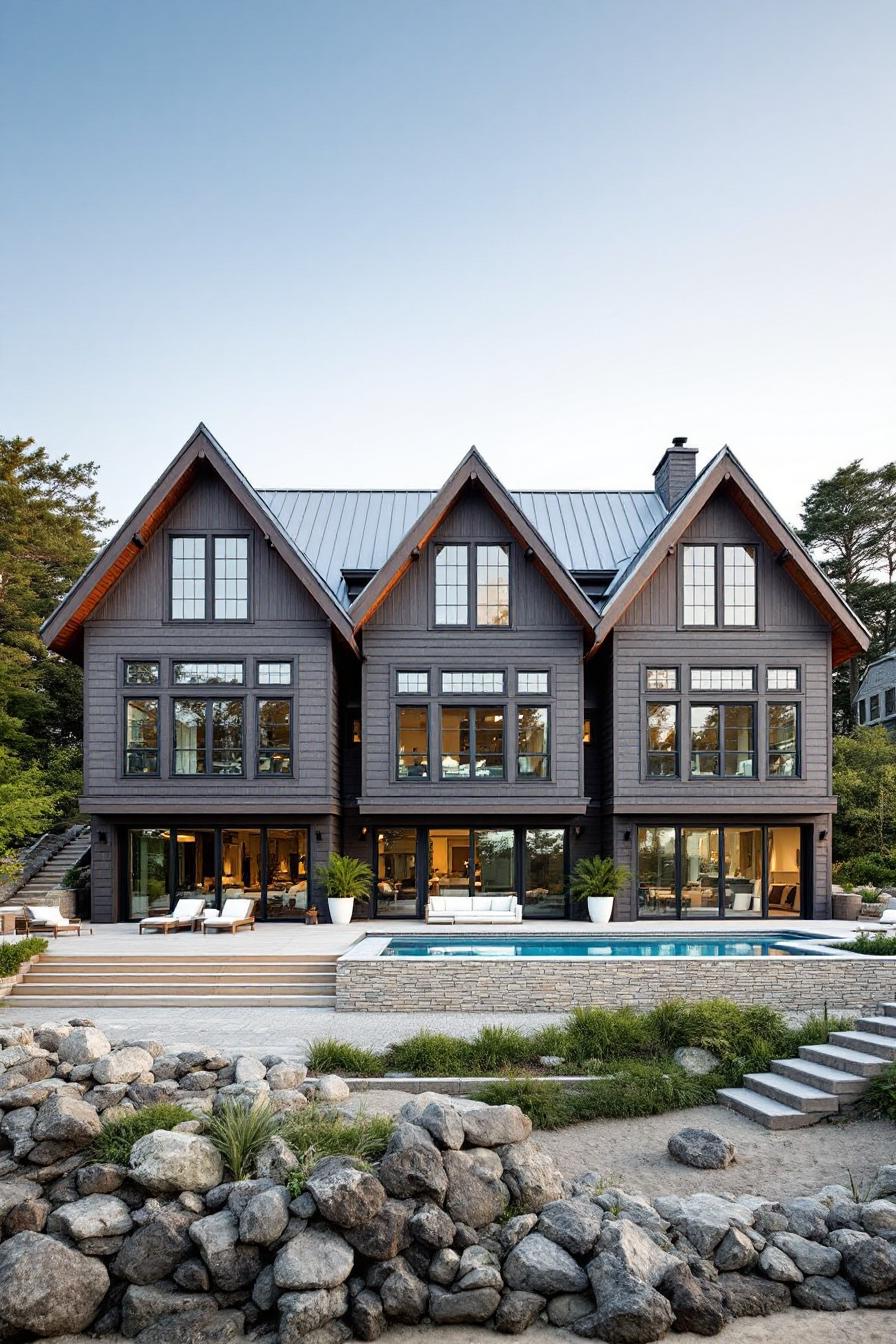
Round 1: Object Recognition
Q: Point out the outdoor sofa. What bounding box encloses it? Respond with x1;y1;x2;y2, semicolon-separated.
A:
16;905;83;937
138;897;207;935
202;897;256;934
425;894;522;923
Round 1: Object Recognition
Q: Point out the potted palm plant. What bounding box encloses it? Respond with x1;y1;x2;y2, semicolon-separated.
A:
314;853;374;925
570;856;631;924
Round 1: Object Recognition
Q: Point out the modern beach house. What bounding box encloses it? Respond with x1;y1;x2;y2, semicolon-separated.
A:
42;427;869;924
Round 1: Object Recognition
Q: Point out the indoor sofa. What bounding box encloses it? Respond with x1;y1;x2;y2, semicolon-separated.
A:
425;894;522;923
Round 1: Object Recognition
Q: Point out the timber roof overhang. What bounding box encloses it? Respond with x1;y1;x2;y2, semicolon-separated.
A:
346;447;600;642
592;448;871;669
40;424;359;660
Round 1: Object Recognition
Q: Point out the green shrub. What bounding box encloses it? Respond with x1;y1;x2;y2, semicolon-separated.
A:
0;937;48;976
527;1024;570;1060
206;1099;281;1180
644;998;791;1062
789;1012;854;1047
865;1060;896;1120
473;1077;572;1129
835;933;896;956
463;1025;540;1073
307;1039;384;1076
280;1105;394;1192
384;1030;467;1076
834;854;896;888
91;1103;194;1165
569;1060;716;1120
62;864;90;896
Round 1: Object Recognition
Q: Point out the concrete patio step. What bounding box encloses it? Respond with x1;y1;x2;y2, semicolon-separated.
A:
6;993;335;1008
879;1002;896;1018
827;1030;896;1060
771;1057;870;1097
742;1071;840;1114
716;1087;819;1129
856;1015;896;1038
797;1043;888;1077
18;977;335;992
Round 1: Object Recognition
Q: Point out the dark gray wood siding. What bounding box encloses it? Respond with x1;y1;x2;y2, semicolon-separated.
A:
360;491;586;813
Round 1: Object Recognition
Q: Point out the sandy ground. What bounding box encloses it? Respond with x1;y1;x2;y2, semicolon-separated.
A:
385;1314;896;1344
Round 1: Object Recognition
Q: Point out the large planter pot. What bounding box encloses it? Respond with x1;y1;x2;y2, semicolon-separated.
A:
327;897;355;925
587;896;614;924
832;891;861;922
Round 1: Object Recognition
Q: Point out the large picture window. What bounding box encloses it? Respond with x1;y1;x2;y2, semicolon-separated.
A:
173;699;243;775
434;545;468;625
124;699;159;775
637;826;676;917
690;703;754;777
517;706;549;778
524;828;565;917
441;706;504;779
257;699;291;774
681;543;758;628
646;702;678;777
476;544;510;626
397;706;429;779
768;703;798;776
637;823;802;920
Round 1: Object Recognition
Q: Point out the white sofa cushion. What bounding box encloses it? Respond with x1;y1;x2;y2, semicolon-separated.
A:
25;905;65;925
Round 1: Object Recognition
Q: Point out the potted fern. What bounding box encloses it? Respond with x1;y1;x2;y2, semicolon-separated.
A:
570;856;631;924
315;853;374;925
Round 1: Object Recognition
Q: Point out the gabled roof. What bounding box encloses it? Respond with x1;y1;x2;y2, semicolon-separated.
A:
592;448;871;668
855;649;896;700
41;424;358;658
259;486;664;608
345;448;601;638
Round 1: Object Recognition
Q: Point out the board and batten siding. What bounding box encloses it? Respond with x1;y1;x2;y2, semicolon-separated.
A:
360;491;587;812
81;468;339;812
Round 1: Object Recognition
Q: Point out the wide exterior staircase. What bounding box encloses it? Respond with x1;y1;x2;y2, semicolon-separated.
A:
718;1003;896;1128
5;826;91;910
6;953;338;1008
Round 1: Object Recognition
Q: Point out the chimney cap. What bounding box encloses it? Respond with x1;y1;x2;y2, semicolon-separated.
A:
671;435;688;447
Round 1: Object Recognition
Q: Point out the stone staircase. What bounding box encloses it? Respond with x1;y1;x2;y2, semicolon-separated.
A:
6;954;338;1008
717;1002;896;1129
5;827;91;910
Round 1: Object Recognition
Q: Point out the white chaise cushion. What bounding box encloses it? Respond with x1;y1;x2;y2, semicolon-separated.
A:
25;905;66;925
205;898;253;923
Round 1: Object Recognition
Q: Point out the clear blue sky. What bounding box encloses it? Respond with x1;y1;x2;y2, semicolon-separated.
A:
2;0;894;526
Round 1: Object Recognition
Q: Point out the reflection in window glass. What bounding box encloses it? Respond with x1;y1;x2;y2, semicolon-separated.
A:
125;661;159;685
125;699;159;775
476;544;510;626
637;827;676;918
376;829;417;917
258;662;292;685
886;688;895;717
221;829;261;909
690;705;720;776
127;828;169;919
214;537;248;620
257;699;291;774
435;545;468;625
173;699;206;774
647;703;678;776
870;694;880;720
174;828;217;906
859;699;867;724
524;829;565;917
171;537;205;620
768;826;801;916
266;829;309;919
211;700;243;774
723;704;754;776
690;668;754;691
681;827;720;918
397;706;429;779
441;707;471;778
518;706;549;778
682;545;715;625
646;668;677;690
723;545;756;625
475;829;515;893
475;708;504;778
441;671;504;694
768;703;798;776
723;827;762;916
173;662;243;685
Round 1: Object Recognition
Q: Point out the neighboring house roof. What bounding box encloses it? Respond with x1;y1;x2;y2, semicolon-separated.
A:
343;448;603;637
259;486;664;608
854;650;896;702
591;447;871;668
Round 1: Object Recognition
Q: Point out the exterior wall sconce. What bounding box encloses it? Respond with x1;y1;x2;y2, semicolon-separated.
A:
819;829;828;841
360;826;368;838
574;824;584;838
623;829;631;842
98;830;108;844
315;829;323;842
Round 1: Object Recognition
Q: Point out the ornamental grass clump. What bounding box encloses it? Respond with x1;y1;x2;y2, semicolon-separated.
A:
206;1098;281;1180
91;1102;194;1165
307;1038;385;1077
473;1077;572;1130
280;1105;394;1193
384;1030;467;1076
462;1024;541;1073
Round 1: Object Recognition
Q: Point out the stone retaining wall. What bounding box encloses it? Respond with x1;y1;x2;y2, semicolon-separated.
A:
336;953;896;1013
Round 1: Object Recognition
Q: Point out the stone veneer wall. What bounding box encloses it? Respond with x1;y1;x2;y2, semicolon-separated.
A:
336;956;896;1014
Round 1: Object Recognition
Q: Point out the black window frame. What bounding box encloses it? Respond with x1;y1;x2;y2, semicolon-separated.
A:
869;693;880;721
396;670;430;695
171;660;245;686
256;659;294;687
256;697;293;777
474;542;511;628
517;669;550;695
123;660;160;687
171;696;245;777
517;704;550;780
767;701;800;778
689;702;756;779
645;667;679;691
886;687;895;718
439;704;506;781
859;699;867;724
431;541;513;630
680;543;759;630
646;701;679;778
167;531;252;624
123;697;160;776
396;704;430;781
767;667;800;691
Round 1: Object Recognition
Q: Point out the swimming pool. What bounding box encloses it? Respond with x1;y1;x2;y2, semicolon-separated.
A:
380;932;837;958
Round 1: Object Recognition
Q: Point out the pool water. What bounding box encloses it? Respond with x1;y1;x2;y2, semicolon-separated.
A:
381;933;832;958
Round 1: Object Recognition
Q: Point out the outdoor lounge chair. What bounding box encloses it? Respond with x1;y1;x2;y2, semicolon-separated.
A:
16;905;83;937
138;897;207;935
201;897;255;934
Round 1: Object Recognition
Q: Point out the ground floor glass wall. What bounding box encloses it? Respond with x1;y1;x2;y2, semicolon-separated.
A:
124;824;309;920
637;823;803;919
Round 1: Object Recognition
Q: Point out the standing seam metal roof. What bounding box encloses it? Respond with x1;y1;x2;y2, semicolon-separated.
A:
258;488;667;609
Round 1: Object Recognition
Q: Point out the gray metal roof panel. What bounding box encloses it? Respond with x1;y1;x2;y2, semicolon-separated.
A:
257;487;666;608
855;650;896;700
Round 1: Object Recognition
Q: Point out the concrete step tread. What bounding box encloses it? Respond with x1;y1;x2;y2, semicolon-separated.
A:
716;1087;819;1129
772;1058;869;1092
798;1044;886;1076
829;1030;896;1056
856;1015;896;1034
743;1071;840;1109
8;994;335;1007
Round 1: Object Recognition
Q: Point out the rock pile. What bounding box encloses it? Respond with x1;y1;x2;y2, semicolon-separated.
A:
2;1018;896;1343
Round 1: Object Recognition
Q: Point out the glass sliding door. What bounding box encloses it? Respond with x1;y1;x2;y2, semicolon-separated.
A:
376;829;418;917
723;827;762;915
475;829;515;896
221;829;262;916
680;827;720;917
126;829;169;919
428;829;471;897
768;826;801;916
174;829;218;907
265;829;309;919
637;827;677;917
524;828;566;917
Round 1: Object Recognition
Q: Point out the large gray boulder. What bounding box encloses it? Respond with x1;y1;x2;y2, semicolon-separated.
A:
667;1127;736;1170
31;1091;102;1146
443;1147;509;1226
504;1232;589;1295
840;1235;896;1294
537;1198;603;1258
113;1205;198;1283
278;1285;349;1341
385;1120;437;1155
497;1139;565;1212
379;1143;448;1204
92;1046;155;1085
861;1199;896;1235
1;1103;37;1159
50;1193;134;1241
349;1287;385;1340
495;1289;546;1334
596;1218;680;1287
239;1184;291;1245
408;1201;456;1248
120;1283;218;1337
770;1230;841;1276
658;1261;731;1335
759;1244;803;1284
577;1254;674;1342
255;1134;300;1183
189;1209;262;1291
129;1130;224;1193
418;1099;466;1150
316;1073;351;1103
274;1227;355;1290
867;1164;896;1200
429;1284;502;1323
57;1026;111;1065
305;1156;387;1228
0;1231;110;1336
673;1046;721;1075
792;1275;858;1311
379;1261;428;1323
267;1062;306;1090
343;1199;413;1260
714;1226;759;1272
462;1104;532;1148
132;1308;246;1344
717;1272;791;1317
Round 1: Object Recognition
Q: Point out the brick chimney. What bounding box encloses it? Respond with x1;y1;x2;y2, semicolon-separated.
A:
653;436;698;509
